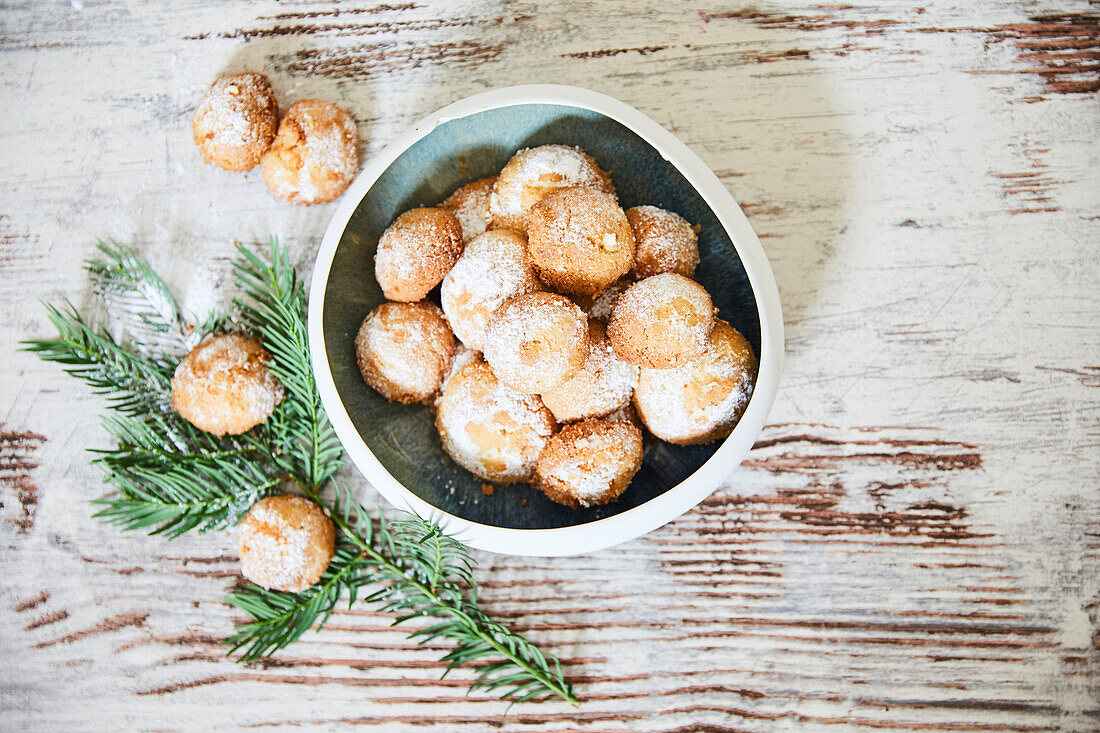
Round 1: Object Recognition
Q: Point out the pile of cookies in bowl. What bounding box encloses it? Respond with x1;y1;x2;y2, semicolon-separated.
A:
353;144;758;511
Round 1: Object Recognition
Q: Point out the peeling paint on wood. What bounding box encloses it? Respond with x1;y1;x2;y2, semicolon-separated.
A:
984;14;1100;95
563;45;671;60
284;41;505;79
33;612;149;649
0;427;46;534
992;140;1063;215
13;591;50;613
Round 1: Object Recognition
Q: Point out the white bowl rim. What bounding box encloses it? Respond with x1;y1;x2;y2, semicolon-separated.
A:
308;84;784;557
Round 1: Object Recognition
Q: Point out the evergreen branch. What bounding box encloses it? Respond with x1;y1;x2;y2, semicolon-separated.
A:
27;238;579;706
93;459;283;536
92;413;283;538
23;304;176;416
227;485;575;702
96;414;259;467
225;541;369;661
86;240;194;355
342;510;575;704
24;308;278;537
232;240;342;490
198;309;230;340
225;240;576;701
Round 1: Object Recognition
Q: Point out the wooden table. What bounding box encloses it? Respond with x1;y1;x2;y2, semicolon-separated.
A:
2;2;1098;730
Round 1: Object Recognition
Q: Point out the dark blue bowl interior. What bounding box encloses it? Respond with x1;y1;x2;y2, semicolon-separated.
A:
322;103;761;530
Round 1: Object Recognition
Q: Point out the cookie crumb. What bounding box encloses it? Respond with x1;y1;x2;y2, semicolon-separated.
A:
480;482;495;496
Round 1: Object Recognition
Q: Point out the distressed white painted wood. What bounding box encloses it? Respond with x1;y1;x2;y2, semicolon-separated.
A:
1;1;1097;731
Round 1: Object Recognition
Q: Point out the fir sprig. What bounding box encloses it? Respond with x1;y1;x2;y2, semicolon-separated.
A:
334;506;573;703
233;244;342;491
225;539;371;661
85;240;192;353
25;255;283;539
24;239;578;705
92;413;281;537
25;305;176;416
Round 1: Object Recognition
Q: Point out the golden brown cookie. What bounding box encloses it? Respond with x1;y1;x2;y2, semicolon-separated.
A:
435;359;557;484
607;273;715;369
374;207;464;302
440;229;541;352
540;321;638;423
489;145;614;232
192;72;279;172
626;205;699;279
261;99;359;204
171;333;284;436
534;419;643;508
355;301;455;403
483;292;589;395
442;176;496;243
237;495;335;593
527;186;635;298
634;319;757;444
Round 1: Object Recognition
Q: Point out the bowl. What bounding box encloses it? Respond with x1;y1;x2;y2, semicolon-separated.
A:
308;84;783;556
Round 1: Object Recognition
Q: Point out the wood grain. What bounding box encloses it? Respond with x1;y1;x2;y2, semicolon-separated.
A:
1;1;1098;731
